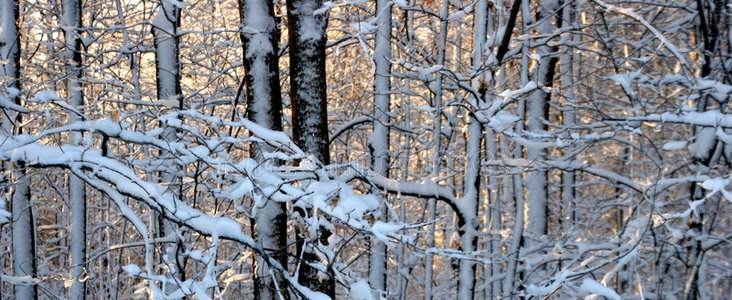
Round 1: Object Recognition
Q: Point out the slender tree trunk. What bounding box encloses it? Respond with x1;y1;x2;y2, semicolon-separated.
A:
152;0;186;285
500;0;527;296
454;0;490;297
0;1;35;298
559;0;576;235
369;0;391;296
239;0;289;298
396;7;415;299
525;0;561;244
286;0;333;296
684;1;722;298
424;2;449;299
505;0;531;294
62;0;87;297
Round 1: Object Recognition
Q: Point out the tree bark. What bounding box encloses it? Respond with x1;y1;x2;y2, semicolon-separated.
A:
368;0;391;296
153;0;186;285
239;0;289;298
0;2;34;299
286;0;334;296
525;0;562;244
62;0;87;297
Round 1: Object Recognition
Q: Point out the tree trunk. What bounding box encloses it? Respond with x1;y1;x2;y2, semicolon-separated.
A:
153;0;186;284
503;0;527;296
684;1;723;298
368;0;391;297
0;1;35;298
559;0;576;236
62;0;86;297
239;0;289;298
525;0;561;244
454;0;490;297
286;0;333;296
424;2;449;299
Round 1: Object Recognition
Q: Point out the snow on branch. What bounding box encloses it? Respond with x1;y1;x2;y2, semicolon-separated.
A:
620;111;732;128
0;111;407;299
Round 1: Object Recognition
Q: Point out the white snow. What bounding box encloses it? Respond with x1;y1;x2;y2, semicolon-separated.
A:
662;140;687;151
122;264;142;276
28;90;61;103
349;279;374;300
700;177;732;202
579;278;621;300
488;110;519;132
0;196;9;225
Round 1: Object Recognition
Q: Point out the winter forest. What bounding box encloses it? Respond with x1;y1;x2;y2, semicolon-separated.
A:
0;0;731;298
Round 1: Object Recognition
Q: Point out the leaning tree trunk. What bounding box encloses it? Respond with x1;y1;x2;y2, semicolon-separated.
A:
1;2;35;299
286;0;333;296
368;0;391;296
62;0;87;298
239;0;289;298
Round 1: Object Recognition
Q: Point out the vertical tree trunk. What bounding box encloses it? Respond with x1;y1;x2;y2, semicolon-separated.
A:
683;1;723;298
62;0;86;297
152;0;186;284
369;0;391;296
396;7;415;299
505;0;530;294
454;0;489;297
559;0;576;235
153;0;182;111
0;1;35;298
286;0;333;296
239;0;289;298
525;0;561;244
424;2;449;299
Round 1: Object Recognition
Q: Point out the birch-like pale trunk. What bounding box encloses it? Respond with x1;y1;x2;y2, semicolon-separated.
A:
62;0;86;297
525;0;560;244
559;0;576;235
504;0;530;294
152;0;186;284
397;7;415;299
239;0;289;298
480;4;503;296
369;0;391;296
286;0;333;296
454;0;490;297
490;0;522;295
0;1;35;298
424;2;449;299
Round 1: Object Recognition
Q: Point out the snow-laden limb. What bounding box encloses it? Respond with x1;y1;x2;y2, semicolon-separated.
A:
700;177;732;203
483;158;645;193
0;275;41;286
0;137;319;298
0;111;409;299
578;278;621;300
335;163;465;225
621;111;732;128
0;94;28;113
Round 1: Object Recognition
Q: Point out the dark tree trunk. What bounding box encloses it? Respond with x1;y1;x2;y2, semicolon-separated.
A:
286;0;334;297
